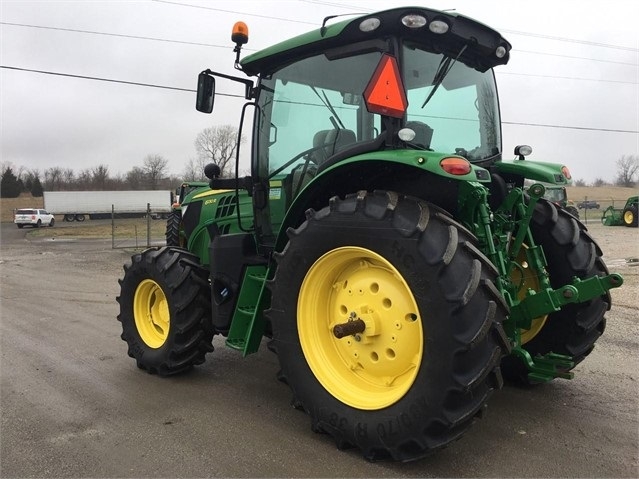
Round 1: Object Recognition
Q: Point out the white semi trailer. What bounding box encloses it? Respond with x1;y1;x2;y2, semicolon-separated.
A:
44;190;172;221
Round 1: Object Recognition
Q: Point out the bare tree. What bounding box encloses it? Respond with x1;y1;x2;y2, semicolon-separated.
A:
143;154;168;190
615;155;639;187
77;168;92;189
182;157;207;182
91;164;109;190
592;177;608;187
194;125;242;177
44;167;63;191
62;168;75;189
126;166;147;189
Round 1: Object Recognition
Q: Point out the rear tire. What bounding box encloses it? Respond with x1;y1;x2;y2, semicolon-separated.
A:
267;191;509;461
35;219;41;228
502;199;610;383
623;204;638;227
64;214;75;222
17;224;24;229
75;214;85;222
117;247;214;376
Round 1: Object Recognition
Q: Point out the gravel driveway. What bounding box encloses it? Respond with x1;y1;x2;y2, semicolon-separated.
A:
1;220;637;477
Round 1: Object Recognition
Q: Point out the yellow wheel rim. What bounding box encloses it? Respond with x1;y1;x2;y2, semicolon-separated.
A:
624;210;634;224
512;246;548;345
134;279;170;348
298;247;423;410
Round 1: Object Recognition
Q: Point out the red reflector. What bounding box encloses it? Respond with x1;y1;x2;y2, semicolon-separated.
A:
440;157;471;175
561;165;572;180
363;54;407;118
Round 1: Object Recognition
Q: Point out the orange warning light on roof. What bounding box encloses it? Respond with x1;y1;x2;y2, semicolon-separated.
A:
232;21;249;45
363;54;407;118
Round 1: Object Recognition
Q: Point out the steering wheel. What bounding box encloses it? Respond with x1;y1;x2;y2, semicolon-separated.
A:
268;143;330;179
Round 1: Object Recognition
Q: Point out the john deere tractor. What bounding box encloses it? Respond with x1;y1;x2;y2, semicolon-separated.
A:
117;7;623;462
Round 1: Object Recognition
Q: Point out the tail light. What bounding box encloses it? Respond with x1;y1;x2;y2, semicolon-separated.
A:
440;157;471;175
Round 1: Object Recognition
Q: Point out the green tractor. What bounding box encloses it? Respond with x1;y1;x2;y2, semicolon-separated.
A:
165;180;219;246
117;7;623;461
601;195;639;227
539;184;579;218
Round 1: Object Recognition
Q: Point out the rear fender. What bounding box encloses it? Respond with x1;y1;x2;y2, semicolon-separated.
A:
274;153;490;252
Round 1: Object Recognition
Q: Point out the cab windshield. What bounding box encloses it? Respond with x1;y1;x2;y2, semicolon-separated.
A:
254;41;502;178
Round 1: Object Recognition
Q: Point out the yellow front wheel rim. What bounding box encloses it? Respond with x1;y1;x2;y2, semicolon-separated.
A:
298;247;423;410
134;279;170;348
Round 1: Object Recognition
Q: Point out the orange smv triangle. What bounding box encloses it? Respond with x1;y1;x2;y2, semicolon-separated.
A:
363;54;408;119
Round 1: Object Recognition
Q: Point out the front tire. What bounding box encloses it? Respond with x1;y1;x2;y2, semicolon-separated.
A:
267;191;509;461
165;210;183;247
117;247;213;376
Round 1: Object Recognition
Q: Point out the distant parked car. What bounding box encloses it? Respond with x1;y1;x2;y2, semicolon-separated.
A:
577;200;600;210
14;208;55;228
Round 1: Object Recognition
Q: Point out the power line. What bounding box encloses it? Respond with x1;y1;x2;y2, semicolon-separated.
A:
151;0;318;25
514;48;637;67
2;65;636;134
497;71;637;85
0;65;245;98
0;21;255;51
502;120;638;134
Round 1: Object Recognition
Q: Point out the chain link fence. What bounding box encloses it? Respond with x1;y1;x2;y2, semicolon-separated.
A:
110;204;168;249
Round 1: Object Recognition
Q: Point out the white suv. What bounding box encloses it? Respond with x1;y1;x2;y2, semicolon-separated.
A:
14;208;55;228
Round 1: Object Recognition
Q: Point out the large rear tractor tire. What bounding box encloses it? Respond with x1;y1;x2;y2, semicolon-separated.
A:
267;191;509;461
117;247;213;376
566;205;579;219
502;199;611;383
165;210;183;247
623;204;638;227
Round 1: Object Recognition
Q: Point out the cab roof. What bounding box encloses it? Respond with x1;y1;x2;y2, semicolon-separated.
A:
240;6;511;76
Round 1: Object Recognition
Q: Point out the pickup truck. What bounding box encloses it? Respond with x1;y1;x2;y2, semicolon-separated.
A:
577;200;600;210
14;208;55;228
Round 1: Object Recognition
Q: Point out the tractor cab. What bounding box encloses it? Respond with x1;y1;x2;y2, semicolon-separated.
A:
198;7;511;249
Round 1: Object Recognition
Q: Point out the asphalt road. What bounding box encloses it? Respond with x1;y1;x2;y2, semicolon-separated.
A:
1;222;637;478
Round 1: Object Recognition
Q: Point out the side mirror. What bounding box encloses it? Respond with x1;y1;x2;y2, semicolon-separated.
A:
196;72;215;113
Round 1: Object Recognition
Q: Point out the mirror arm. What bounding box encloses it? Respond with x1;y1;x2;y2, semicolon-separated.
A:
202;69;255;99
209;176;253;192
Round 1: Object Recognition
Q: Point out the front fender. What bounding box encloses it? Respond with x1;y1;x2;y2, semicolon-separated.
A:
494;159;571;185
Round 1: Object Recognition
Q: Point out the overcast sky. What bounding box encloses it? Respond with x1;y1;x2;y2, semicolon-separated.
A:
1;0;638;183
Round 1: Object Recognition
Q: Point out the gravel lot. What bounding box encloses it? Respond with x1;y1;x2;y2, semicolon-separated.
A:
1;219;637;477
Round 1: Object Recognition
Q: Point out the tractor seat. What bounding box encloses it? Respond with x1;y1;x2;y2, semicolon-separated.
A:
311;129;357;164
